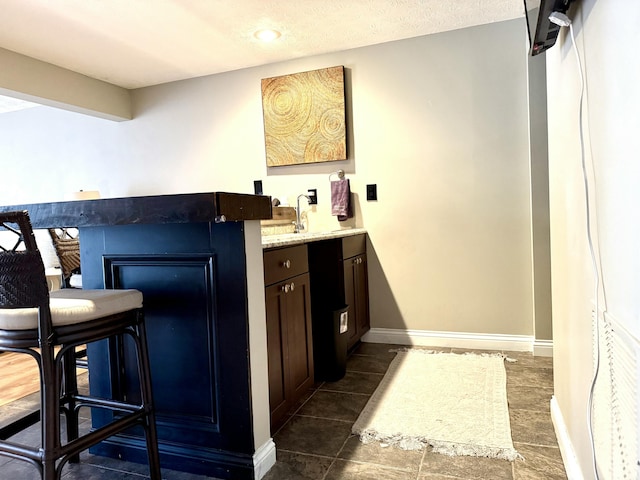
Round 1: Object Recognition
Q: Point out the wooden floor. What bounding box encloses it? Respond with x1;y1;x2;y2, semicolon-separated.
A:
0;352;42;407
0;350;88;407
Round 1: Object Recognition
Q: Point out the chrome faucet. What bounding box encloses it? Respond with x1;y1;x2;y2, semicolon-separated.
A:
294;194;310;233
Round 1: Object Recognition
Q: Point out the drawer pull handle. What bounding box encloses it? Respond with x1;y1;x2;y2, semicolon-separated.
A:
280;282;296;294
283;259;291;269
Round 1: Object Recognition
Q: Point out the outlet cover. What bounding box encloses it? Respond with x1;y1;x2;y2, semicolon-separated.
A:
339;311;348;333
253;180;263;195
308;189;318;205
366;184;377;201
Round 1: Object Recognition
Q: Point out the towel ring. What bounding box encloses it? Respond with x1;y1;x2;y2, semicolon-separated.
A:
329;170;345;181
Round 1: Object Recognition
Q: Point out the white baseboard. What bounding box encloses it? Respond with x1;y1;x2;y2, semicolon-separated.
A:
253;439;276;479
361;328;537;353
550;395;585;480
534;339;554;357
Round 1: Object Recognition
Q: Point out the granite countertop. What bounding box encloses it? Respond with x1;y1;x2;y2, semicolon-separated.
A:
262;227;367;249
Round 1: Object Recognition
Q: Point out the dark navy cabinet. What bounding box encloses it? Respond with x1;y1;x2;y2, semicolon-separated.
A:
84;221;256;477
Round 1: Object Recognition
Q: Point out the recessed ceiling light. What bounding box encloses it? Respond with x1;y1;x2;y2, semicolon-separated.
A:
254;29;281;42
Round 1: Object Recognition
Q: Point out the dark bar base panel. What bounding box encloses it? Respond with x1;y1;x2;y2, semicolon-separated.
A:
83;221;257;479
94;436;256;479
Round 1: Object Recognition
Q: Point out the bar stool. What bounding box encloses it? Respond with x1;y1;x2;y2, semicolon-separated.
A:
47;228;81;288
0;210;161;480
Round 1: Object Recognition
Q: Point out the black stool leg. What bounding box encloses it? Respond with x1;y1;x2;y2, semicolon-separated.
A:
133;313;161;480
40;342;61;480
61;346;80;463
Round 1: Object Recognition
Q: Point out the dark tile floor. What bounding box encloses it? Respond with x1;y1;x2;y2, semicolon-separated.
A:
0;343;567;479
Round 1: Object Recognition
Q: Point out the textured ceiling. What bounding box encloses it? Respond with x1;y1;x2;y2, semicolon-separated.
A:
0;0;525;90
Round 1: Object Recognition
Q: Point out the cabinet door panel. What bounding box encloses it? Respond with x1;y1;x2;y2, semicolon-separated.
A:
286;273;314;397
265;284;288;426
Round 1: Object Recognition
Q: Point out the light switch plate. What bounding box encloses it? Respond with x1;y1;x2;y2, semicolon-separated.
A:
366;184;377;201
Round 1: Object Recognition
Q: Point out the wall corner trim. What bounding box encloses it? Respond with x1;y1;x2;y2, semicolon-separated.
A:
550;395;585;480
253;439;276;480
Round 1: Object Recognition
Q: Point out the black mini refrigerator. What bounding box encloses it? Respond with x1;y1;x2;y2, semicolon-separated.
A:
312;305;349;381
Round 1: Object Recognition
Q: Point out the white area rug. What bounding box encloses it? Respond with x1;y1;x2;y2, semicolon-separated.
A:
352;350;519;460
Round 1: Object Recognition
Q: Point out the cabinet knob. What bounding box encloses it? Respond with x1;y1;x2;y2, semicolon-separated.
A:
281;283;290;293
282;259;291;269
290;282;295;291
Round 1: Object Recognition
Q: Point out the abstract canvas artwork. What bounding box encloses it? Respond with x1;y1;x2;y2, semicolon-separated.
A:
261;66;347;167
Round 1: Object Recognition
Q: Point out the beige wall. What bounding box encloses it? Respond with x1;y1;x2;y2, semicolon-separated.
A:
546;0;640;477
0;19;535;338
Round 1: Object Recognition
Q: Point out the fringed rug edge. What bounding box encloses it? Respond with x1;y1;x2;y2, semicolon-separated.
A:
356;429;522;461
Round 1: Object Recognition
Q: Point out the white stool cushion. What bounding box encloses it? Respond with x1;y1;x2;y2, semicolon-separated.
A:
0;289;143;331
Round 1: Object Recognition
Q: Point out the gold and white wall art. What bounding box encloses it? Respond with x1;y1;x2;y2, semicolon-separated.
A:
261;65;347;167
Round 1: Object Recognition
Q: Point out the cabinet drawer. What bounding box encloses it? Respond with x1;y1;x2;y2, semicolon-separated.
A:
264;245;309;285
342;234;366;259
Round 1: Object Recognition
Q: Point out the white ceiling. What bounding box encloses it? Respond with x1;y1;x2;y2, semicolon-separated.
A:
0;0;525;90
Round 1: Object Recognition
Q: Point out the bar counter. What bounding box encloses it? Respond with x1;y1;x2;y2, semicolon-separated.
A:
0;191;272;228
0;192;275;479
